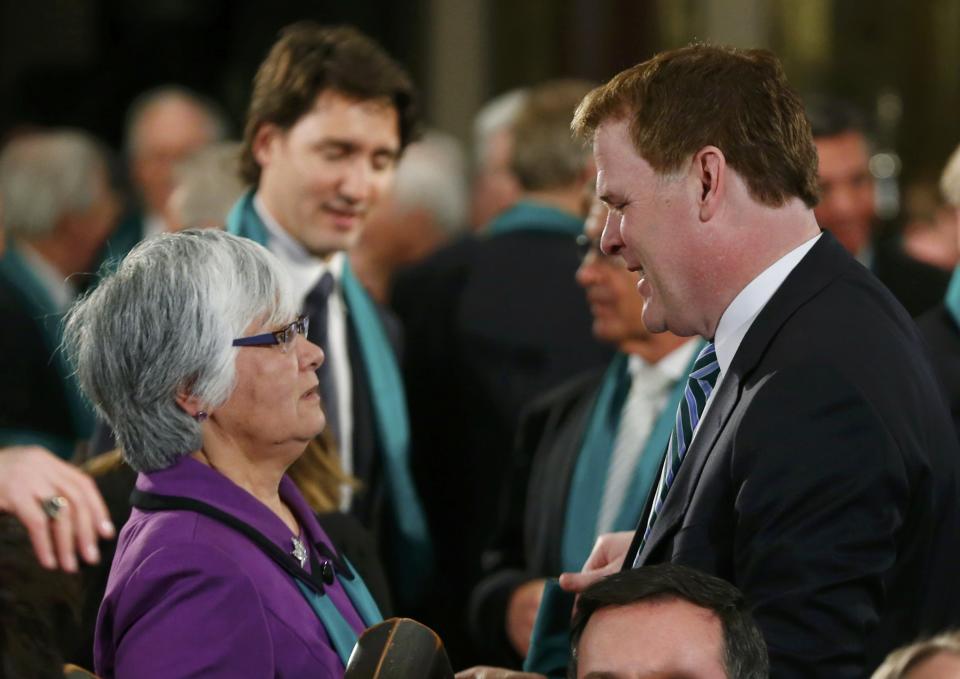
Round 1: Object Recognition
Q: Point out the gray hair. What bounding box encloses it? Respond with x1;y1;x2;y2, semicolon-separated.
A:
170;142;247;230
124;85;229;158
0;130;107;239
941;144;960;208
472;88;528;171
391;131;468;235
63;230;296;471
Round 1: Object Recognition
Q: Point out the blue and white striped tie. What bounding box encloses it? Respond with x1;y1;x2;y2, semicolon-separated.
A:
635;342;720;563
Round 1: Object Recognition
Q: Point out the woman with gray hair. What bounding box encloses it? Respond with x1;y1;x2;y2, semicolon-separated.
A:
64;230;383;678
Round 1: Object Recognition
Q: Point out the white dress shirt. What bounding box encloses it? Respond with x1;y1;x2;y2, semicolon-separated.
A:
596;339;699;535
697;232;822;441
254;195;355;509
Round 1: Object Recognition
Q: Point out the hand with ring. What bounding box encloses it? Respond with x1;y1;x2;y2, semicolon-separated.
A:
0;445;115;571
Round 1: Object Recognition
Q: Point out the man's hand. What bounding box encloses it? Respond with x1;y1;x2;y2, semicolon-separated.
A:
506;578;546;657
0;446;114;571
455;668;545;679
558;531;633;593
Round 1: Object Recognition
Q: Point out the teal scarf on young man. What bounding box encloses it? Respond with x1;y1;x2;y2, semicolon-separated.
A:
485;201;585;238
227;192;434;604
0;244;95;458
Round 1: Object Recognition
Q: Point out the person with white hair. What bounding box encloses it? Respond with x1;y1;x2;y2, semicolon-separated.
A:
67;230;383;678
103;85;228;258
918;143;960;436
0;129;119;459
352;130;469;302
469;88;527;230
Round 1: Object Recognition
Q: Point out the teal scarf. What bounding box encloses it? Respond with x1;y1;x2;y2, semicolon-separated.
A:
295;557;383;666
945;266;960;329
485;201;584;238
227;192;433;604
560;345;701;573
0;243;94;458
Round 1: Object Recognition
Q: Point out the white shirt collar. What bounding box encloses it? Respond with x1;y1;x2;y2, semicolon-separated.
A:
17;242;76;312
253;193;343;297
626;338;700;387
713;233;821;375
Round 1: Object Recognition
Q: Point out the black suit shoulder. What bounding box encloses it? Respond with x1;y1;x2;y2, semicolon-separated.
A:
917;303;960;438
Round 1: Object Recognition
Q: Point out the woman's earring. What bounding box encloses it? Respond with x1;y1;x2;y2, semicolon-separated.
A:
194;411;208;422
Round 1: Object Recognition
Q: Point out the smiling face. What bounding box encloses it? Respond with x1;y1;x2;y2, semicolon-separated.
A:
212;317;325;456
254;90;401;258
595;118;707;337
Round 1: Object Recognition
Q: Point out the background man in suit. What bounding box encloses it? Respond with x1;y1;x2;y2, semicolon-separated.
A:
102;86;227;260
0;130;119;458
918;142;960;436
396;79;612;666
226;22;430;607
805;97;949;316
560;44;960;677
469;197;695;665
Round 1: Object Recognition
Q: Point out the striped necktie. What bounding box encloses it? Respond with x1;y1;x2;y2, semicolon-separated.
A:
635;342;720;561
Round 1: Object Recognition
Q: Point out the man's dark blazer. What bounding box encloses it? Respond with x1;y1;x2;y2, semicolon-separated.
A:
873;236;951;317
917;303;960;438
469;369;604;666
392;226;611;666
0;267;76;454
625;232;960;678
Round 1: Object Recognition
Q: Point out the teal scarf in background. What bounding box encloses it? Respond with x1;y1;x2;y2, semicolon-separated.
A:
945;266;960;329
485;201;584;238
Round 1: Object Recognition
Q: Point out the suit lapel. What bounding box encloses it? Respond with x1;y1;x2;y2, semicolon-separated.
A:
630;232;851;566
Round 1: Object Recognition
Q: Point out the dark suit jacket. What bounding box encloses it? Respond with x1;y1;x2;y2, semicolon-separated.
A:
873;237;950;317
625;233;960;678
392;226;611;666
917;303;960;437
470;369;603;667
0;267;77;454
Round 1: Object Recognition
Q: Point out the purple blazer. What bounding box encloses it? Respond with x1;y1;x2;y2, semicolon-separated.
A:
94;455;366;678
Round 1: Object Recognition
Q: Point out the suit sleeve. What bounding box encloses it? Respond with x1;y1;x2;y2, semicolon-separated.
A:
731;362;909;678
105;543;275;679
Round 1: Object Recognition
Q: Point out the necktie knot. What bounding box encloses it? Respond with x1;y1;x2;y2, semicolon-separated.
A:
307;271;335;304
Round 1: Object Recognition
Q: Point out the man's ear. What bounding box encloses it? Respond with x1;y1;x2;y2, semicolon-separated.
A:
252;123;283;169
692;146;726;222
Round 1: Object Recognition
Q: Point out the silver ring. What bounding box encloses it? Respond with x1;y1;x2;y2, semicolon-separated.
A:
41;495;68;520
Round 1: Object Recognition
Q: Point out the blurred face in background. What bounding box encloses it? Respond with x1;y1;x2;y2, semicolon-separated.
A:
814;131;876;255
576;198;648;347
131;97;218;218
254;90;400;259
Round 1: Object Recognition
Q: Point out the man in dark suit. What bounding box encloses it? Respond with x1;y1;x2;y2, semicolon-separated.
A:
469;197;695;666
918;142;960;436
227;22;430;607
392;80;612;665
805;97;950;317
560;44;960;678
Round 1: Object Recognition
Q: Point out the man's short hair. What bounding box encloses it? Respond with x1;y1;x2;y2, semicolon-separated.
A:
240;22;419;186
570;564;769;679
510;79;594;192
871;630;960;679
803;95;871;141
571;43;819;209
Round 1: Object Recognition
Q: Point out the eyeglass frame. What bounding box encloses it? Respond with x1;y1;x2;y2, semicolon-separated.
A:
231;314;310;352
576;233;618;265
